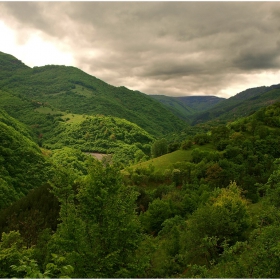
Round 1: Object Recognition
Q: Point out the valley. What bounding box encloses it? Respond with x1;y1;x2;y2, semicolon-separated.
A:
1;50;280;278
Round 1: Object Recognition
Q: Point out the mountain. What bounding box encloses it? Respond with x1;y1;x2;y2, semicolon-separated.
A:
0;51;188;138
150;95;225;122
192;84;280;124
3;49;280;278
0;51;29;75
150;85;280;126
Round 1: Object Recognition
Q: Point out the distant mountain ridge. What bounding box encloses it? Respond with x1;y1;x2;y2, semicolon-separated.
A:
149;95;224;122
192;84;280;124
151;83;280;125
176;96;225;111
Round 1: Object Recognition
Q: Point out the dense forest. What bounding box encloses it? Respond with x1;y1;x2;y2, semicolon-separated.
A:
1;51;280;278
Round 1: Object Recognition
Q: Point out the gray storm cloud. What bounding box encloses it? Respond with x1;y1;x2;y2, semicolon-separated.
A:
1;2;280;97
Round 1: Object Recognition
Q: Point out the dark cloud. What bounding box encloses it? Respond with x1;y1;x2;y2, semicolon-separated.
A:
233;48;280;71
1;2;280;97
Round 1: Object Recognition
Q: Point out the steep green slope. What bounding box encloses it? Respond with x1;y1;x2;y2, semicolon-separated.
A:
229;101;280;132
0;109;52;210
0;108;33;139
0;51;187;137
45;114;154;151
0;89;61;144
127;144;214;173
43;114;154;165
0;51;29;77
193;85;280;124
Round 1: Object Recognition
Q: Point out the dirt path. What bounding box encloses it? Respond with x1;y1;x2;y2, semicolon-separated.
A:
86;152;111;161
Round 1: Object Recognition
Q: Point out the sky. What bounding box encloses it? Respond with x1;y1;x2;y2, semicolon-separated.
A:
0;2;280;98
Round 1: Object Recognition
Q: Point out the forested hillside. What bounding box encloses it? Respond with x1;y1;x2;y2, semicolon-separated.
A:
0;109;52;209
0;51;187;138
0;51;29;74
43;114;154;166
193;84;280;124
2;51;280;278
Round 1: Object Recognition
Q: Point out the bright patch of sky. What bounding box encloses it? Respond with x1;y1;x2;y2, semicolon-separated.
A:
0;20;73;68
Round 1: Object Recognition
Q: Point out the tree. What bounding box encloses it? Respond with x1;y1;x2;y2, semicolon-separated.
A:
205;163;223;187
182;182;251;266
168;142;180;153
11;254;74;278
49;159;146;278
151;139;168;158
193;133;211;145
211;125;230;144
140;198;175;235
181;139;192;150
0;231;25;278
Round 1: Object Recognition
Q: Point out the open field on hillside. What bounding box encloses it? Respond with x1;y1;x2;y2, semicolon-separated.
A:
129;143;215;172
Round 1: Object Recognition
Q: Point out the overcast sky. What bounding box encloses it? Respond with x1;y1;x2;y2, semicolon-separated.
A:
1;2;280;98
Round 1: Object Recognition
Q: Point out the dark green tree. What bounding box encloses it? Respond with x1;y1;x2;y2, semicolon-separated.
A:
151;138;168;158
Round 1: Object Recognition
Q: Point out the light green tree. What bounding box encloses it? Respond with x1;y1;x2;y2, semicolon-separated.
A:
49;159;147;278
182;182;251;267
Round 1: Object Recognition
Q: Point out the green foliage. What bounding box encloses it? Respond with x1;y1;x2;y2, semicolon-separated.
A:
151;138;168;158
0;179;18;210
49;160;147;278
140;198;175;235
0;90;61;145
204;201;280;278
193;133;211;145
0;112;53;210
50;147;90;176
0;184;59;248
11;254;74;278
182;182;251;266
44;115;153;165
181;139;193;150
168;141;181;153
0;230;25;278
0;51;28;73
129;149;194;174
0;108;34;139
211;125;230;145
112;144;149;167
0;228;72;279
